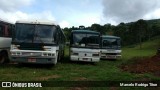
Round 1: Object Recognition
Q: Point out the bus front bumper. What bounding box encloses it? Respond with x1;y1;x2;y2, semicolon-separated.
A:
11;56;57;64
70;56;100;62
101;55;121;59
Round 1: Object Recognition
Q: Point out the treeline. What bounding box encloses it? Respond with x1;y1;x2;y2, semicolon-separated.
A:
63;19;160;46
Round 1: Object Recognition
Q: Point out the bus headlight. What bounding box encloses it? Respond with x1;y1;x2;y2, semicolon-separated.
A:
17;52;21;55
70;50;78;55
11;52;21;56
11;52;16;55
93;53;99;57
42;53;55;57
11;45;20;50
101;53;106;56
93;52;101;57
72;53;78;55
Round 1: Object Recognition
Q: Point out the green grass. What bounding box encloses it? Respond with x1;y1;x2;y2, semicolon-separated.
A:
0;37;160;90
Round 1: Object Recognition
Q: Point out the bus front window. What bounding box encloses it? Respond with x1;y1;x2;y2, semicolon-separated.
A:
72;33;100;47
86;34;99;47
34;25;56;43
14;23;56;44
15;24;34;42
73;33;86;46
102;38;120;49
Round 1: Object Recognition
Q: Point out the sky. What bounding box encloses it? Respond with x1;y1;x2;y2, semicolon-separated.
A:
0;0;160;28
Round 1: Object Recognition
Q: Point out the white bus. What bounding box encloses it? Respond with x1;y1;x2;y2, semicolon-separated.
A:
70;30;101;62
0;19;14;64
10;20;65;65
101;35;121;59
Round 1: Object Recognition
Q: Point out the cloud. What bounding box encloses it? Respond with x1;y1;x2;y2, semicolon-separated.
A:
76;14;101;26
0;0;103;27
58;11;103;28
59;21;70;28
0;0;34;12
69;13;102;27
144;8;160;19
0;10;55;24
102;0;160;24
0;0;55;24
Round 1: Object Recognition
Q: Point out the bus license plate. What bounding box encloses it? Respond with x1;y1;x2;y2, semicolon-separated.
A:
28;58;36;62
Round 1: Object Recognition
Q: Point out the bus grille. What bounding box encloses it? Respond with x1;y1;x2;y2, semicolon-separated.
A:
21;52;42;56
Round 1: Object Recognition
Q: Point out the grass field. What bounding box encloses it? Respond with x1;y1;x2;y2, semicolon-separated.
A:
0;37;160;90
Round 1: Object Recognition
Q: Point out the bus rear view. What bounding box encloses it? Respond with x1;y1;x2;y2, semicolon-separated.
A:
101;35;121;59
70;30;101;62
10;20;65;65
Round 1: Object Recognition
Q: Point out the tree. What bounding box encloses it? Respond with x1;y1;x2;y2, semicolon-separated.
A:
151;24;160;36
133;19;149;49
103;24;113;35
63;27;71;41
91;23;105;34
113;22;129;45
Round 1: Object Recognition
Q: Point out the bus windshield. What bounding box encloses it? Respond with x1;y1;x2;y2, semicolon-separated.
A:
72;33;100;48
102;38;121;49
14;23;56;44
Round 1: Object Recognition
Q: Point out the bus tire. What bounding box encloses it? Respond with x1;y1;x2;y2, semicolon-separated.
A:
0;51;9;64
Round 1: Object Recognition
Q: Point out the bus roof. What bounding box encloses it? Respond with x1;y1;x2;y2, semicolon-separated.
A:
71;30;100;34
16;20;57;25
0;18;14;24
102;35;120;39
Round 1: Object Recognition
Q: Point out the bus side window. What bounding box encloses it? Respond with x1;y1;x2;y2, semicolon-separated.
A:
4;25;9;37
60;31;63;43
12;25;15;38
58;31;61;44
0;25;3;37
8;24;12;37
0;25;8;37
55;29;60;44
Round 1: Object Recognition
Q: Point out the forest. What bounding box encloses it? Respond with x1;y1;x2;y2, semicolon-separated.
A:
63;19;160;47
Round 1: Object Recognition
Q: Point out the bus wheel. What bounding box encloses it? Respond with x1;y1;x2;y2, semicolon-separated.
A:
0;55;5;64
0;51;9;64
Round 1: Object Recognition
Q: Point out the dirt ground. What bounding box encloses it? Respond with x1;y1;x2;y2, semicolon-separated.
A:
120;54;160;76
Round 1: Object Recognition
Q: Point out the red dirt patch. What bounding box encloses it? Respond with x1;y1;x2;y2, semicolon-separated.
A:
120;54;160;76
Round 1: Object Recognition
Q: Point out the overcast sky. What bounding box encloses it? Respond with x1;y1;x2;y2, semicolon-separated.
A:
0;0;160;28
